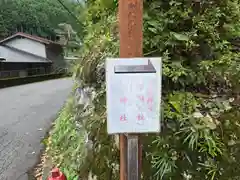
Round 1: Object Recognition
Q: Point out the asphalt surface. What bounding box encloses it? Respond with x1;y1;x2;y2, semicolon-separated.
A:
0;78;73;180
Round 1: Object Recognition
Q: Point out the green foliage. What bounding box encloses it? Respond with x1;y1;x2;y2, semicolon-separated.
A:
0;0;83;39
48;0;240;179
55;23;82;57
61;167;79;180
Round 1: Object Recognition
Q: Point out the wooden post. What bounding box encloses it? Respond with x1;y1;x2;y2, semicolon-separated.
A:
118;0;143;180
119;0;143;58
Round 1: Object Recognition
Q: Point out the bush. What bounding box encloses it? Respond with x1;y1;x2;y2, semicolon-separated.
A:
48;0;240;179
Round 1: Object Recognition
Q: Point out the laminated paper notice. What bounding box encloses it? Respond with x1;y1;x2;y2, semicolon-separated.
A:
106;58;162;134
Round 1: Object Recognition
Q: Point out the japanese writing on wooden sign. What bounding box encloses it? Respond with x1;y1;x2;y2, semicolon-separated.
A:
106;58;162;134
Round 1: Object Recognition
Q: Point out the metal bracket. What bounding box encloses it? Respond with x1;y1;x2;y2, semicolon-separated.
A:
127;135;139;180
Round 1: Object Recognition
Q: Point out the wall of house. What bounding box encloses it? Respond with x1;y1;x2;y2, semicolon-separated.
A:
5;38;47;58
0;46;48;63
0;62;52;79
46;44;65;71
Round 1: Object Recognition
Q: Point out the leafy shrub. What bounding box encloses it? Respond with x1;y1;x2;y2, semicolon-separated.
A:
48;0;240;179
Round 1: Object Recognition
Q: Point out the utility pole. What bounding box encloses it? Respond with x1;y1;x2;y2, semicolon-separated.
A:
119;0;143;180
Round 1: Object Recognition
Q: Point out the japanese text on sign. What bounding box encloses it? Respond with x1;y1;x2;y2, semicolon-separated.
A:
106;58;162;134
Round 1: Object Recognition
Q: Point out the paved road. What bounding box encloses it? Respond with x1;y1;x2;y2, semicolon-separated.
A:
0;78;73;180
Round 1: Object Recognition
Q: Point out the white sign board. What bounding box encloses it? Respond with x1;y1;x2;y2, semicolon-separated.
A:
106;58;162;134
